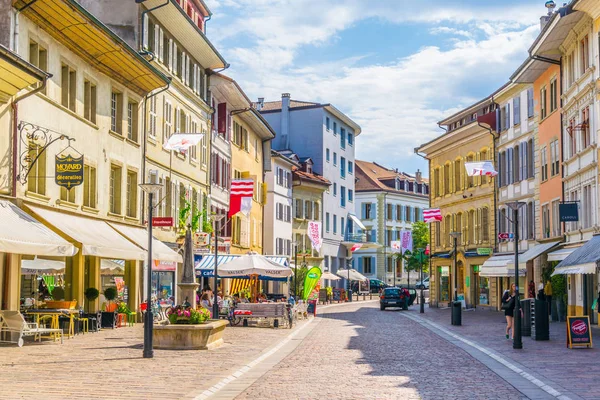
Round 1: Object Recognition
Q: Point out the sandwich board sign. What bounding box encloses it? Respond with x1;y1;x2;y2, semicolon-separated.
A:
567;316;592;349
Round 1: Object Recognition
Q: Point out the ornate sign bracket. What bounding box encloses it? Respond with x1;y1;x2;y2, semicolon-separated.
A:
17;121;75;185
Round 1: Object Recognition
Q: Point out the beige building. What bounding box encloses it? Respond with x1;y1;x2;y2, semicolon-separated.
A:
0;0;172;312
417;97;497;309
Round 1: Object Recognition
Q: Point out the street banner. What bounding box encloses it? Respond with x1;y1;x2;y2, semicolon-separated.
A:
391;241;401;253
423;209;442;223
303;267;322;301
163;133;204;151
464;161;498;177
400;230;413;254
307;221;322;251
567;316;592;348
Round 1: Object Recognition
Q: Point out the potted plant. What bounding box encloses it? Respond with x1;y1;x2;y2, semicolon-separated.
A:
101;287;118;328
84;287;100;312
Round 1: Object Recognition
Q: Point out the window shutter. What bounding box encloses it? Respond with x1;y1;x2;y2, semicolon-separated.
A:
158;28;164;61
498;153;502;187
372;203;376;218
371;229;377;243
217;103;226;134
358;257;363;273
143;14;149;49
361;203;366;219
371;256;376;274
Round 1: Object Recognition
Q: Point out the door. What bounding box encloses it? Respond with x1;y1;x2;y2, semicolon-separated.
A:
472;273;480;306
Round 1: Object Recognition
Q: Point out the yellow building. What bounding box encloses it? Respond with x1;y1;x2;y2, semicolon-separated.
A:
0;0;171;312
417;97;497;309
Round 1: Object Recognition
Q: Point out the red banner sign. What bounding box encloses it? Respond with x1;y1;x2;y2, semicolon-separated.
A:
152;217;174;227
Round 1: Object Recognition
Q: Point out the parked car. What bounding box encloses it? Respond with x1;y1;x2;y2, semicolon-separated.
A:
352;279;390;294
415;277;430;290
379;287;410;310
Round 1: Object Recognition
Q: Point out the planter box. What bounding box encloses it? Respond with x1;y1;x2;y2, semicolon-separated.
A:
153;320;228;350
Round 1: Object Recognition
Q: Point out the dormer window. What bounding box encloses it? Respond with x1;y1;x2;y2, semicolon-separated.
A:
395;178;400;190
306;164;312;174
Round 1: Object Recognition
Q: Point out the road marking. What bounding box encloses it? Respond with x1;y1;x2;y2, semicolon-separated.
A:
402;312;573;400
193;301;372;400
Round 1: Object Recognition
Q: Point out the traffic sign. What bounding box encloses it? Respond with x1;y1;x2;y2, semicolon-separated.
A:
498;233;514;240
152;217;174;227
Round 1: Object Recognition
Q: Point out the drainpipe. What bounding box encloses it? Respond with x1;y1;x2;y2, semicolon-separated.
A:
204;14;211;35
11;77;50;197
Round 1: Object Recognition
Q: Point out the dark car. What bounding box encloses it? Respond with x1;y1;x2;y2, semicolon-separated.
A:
380;287;410;310
352;279;390;294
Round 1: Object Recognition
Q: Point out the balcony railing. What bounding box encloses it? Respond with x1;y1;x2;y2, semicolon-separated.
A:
344;233;367;243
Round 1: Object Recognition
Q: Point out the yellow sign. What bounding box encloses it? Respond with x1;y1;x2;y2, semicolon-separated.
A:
55;153;83;189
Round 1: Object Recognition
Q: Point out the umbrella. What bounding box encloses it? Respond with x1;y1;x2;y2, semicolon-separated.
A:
321;271;341;281
218;254;293;278
336;269;367;281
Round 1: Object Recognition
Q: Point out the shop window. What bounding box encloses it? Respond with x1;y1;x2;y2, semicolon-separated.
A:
84;80;97;124
109;164;122;214
127;100;139;142
83;165;97;209
126;170;138;218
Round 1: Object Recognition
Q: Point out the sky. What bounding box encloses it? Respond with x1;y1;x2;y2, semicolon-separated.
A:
203;0;548;176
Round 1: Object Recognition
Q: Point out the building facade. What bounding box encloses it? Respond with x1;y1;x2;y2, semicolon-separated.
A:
259;94;361;278
354;161;429;286
418;98;497;309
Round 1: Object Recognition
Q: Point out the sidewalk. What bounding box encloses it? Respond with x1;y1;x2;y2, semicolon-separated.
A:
414;305;600;399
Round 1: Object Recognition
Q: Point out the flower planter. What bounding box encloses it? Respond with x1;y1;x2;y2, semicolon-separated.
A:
153;320;228;350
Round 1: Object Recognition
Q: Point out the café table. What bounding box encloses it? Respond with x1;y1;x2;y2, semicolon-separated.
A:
24;309;78;339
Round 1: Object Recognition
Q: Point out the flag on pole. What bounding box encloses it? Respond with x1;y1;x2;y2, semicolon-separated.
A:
350;243;363;252
163;133;204;151
423;208;442;223
400;230;413;255
464;161;498;177
307;221;323;251
229;179;254;218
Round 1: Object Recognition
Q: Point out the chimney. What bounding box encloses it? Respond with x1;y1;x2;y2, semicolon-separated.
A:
416;169;422;183
281;93;291;149
256;97;264;110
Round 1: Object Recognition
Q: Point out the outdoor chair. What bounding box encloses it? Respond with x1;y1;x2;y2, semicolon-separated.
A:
0;311;63;347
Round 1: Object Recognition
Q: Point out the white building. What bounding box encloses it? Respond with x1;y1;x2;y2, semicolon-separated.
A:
353;161;429;286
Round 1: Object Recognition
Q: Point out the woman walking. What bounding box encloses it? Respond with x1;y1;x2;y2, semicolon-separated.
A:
502;283;516;339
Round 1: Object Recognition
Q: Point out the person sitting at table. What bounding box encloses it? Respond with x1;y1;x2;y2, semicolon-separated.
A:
200;293;211;309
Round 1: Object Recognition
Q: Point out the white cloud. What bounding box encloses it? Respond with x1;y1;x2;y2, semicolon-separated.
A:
205;0;543;172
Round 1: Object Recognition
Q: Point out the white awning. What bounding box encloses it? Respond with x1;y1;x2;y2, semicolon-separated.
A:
337;268;367;281
348;214;367;230
507;242;561;268
0;201;77;257
481;255;525;277
552;263;596;275
108;222;182;263
21;258;65;274
482;255;513;268
321;271;341;281
548;248;575;262
27;206;145;260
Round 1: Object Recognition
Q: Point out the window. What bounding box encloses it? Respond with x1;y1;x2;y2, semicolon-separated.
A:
568;118;576;158
348;161;353;174
341;217;345;236
527;138;534;178
83;80;97;124
405;206;412;222
513;144;521;182
83;165;97;208
295;199;303;218
363;257;373;274
433;168;441;197
326;212;330;232
304;201;313;220
348;132;353;146
542;204;550;238
527;202;535;239
340;128;346;149
333;183;337;196
481;207;489;242
550;139;559;176
466;155;474;188
333;121;337;135
468;210;475;244
60;186;75;203
364;203;374;219
326;117;330;131
551;200;560;237
540;86;547;120
434;221;441;247
513;96;521;125
127;101;138;142
29;40;47;94
582;106;590;149
583;184;593;229
550;79;557;112
111;90;123;134
333;152;337;166
233;121;249;151
27;141;46;195
340;186;346;207
443;163;450;194
340;157;346;178
61;64;76;112
541;147;548;181
126;170;138;218
109;164;122;214
348;189;353;202
314;203;320;220
527;88;534;118
581;35;589;74
190;120;198;160
326;149;330;162
454;159;462;191
333;214;337;234
500;103;510;131
163;99;172;143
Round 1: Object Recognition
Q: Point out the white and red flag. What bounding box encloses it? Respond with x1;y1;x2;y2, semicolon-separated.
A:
423;208;442;223
464;161;498;177
163;133;204;151
228;179;254;218
350;243;363;252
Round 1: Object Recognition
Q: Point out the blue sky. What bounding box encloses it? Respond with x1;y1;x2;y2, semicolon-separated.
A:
204;0;547;176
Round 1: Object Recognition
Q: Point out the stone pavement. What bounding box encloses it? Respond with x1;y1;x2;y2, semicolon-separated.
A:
235;301;523;400
413;305;600;400
0;317;310;400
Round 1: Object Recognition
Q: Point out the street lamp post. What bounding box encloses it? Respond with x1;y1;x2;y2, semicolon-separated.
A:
292;241;298;299
211;213;226;320
139;182;162;359
418;248;425;314
449;231;461;325
506;201;525;350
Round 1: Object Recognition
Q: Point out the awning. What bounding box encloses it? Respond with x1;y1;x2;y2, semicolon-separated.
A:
480;255;525;277
21;258;65;274
108;222;182;263
553;235;600;276
336;269;367;281
0;201;77;257
348;214;367;230
0;44;48;103
27;205;145;260
321;271;341;281
195;255;288;276
507;241;560;268
548;248;575;262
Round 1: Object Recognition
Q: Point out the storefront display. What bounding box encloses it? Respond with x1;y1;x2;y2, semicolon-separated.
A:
479;276;489;305
152;271;175;304
440;266;449;302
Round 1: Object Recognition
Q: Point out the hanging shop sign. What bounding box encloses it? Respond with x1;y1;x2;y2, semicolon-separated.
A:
559;203;579;222
152;217;174;227
194;232;210;247
567;316;592;348
55;145;83;189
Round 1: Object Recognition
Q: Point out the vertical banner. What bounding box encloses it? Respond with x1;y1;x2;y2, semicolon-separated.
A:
303;267;322;301
400;230;413;254
307;221;322;251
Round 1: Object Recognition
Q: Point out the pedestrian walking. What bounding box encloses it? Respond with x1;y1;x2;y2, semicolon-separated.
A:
537;282;545;301
544;280;553;316
528;280;535;299
502;283;516;339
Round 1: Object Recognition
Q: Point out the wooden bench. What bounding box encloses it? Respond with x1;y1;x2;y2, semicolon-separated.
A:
0;311;63;347
234;303;291;328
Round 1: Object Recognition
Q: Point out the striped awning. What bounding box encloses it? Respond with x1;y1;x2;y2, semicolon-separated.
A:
195;255;288;276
